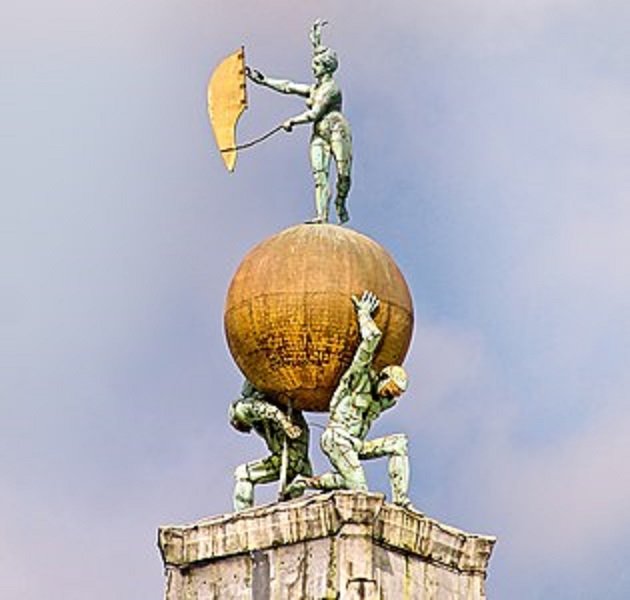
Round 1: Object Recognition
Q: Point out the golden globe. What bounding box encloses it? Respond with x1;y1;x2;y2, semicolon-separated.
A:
224;224;414;411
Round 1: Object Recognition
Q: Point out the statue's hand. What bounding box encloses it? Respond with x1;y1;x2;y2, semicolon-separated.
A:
245;66;265;84
282;119;294;133
352;290;380;315
285;423;302;439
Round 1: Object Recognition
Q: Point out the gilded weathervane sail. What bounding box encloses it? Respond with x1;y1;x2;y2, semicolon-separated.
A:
207;47;247;172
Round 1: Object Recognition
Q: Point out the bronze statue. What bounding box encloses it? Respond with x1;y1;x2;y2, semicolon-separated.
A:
246;19;352;224
286;292;413;509
214;23;417;512
229;381;312;511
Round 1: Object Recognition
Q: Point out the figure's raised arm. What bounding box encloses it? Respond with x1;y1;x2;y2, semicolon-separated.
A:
246;66;310;97
348;291;383;370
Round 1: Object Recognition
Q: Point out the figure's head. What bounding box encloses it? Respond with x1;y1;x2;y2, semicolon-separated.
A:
312;47;338;78
309;18;337;79
229;401;252;433
376;365;408;399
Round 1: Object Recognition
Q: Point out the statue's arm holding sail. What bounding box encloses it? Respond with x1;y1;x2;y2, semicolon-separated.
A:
246;67;310;97
350;291;383;370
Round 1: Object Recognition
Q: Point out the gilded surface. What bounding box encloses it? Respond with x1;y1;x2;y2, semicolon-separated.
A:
224;224;414;411
208;47;247;171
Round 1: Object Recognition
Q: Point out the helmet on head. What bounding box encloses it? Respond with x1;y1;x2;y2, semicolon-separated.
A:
378;365;408;393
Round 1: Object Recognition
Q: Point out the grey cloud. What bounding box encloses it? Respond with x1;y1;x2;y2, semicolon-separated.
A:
2;0;629;598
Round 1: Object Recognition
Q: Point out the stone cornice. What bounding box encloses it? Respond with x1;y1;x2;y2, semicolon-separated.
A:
158;491;495;577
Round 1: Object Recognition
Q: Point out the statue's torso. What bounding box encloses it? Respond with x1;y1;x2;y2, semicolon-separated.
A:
308;80;350;141
329;366;382;440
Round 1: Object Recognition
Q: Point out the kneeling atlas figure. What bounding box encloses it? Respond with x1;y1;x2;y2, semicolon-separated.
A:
286;291;413;509
229;381;312;511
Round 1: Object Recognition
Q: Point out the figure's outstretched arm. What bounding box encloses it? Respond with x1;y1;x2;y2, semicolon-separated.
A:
246;67;310;97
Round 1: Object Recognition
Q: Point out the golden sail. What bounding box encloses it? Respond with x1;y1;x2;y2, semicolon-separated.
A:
207;47;247;172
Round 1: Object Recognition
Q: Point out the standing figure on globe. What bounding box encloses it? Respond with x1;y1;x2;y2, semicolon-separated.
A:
285;291;414;509
229;380;312;511
246;19;352;225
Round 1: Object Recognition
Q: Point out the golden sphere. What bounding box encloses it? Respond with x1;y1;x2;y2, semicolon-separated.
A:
224;224;414;411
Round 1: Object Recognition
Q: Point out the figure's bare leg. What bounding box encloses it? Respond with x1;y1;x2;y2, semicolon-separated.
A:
321;427;367;490
233;456;280;511
285;428;366;498
233;467;254;511
284;470;347;498
360;434;410;507
331;128;352;224
308;136;332;224
281;456;315;500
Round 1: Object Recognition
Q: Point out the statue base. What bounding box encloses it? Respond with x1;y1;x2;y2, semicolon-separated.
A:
158;491;495;599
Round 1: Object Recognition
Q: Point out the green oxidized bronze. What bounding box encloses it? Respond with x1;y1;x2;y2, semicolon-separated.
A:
247;19;352;224
220;22;415;512
285;291;413;509
229;381;312;511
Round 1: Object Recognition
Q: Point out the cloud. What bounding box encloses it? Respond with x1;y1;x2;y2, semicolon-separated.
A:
493;381;630;561
2;0;628;598
466;372;630;600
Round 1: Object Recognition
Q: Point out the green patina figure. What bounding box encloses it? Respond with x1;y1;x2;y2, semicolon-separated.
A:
229;380;312;511
286;291;413;508
246;19;352;225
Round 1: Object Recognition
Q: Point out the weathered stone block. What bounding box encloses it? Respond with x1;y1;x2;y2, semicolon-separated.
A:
158;491;495;599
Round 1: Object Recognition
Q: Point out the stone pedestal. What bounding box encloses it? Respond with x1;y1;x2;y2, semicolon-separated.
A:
158;491;495;599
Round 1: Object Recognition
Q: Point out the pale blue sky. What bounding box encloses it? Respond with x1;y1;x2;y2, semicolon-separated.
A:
2;1;629;597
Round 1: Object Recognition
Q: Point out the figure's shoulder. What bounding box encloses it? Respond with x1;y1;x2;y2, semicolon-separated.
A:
315;79;339;97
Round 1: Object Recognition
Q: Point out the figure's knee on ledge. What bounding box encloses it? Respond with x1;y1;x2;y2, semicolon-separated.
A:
347;479;369;492
313;170;328;186
391;433;408;456
234;464;249;482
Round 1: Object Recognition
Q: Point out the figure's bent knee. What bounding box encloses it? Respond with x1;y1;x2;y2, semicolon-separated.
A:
346;476;368;492
391;433;408;456
320;429;335;454
234;464;250;482
313;170;328;186
335;158;351;177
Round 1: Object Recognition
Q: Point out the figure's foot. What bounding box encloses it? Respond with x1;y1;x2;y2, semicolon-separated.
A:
336;207;349;225
304;215;326;225
395;498;424;516
234;499;254;512
283;475;310;499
